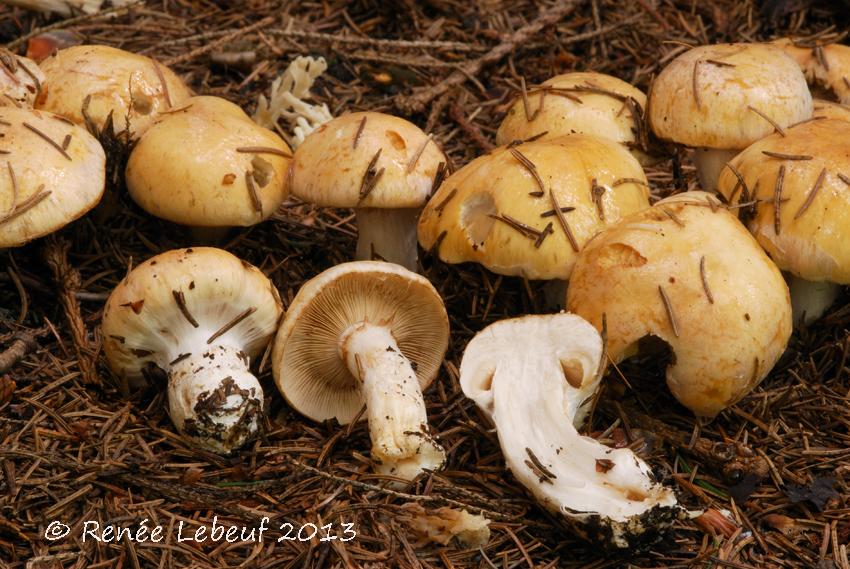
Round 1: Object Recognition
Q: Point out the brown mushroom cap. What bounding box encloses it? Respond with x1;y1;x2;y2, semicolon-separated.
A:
37;45;191;137
125;96;291;228
417;135;651;280
566;191;792;418
0;106;105;247
272;261;449;424
289;111;447;209
716;118;850;284
648;43;812;149
496;72;651;164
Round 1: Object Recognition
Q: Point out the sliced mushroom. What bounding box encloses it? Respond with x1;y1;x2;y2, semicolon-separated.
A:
272;261;449;480
460;314;679;548
102;247;283;453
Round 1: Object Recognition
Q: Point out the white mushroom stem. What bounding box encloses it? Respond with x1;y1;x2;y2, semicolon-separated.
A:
693;147;739;193
340;322;445;480
788;275;840;325
167;345;263;454
355;208;420;272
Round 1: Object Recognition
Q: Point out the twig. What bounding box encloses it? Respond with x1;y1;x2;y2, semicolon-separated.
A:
793;168;827;220
774;165;786;235
0;333;37;374
164;17;275;66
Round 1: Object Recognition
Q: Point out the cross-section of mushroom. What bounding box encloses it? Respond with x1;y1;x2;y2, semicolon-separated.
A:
272;261;449;481
102;247;283;453
460;314;679;548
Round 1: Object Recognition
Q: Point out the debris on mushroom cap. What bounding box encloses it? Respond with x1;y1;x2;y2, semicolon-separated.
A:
566;191;792;418
648;43;812;149
496;71;654;165
290;111;447;209
0;106;105;248
0;50;45;108
417;135;651;281
272;261;449;479
717;119;850;285
4;0;136;16
125;96;292;229
399;503;491;548
37;45;191;138
253;55;333;148
102;247;283;453
460;314;680;549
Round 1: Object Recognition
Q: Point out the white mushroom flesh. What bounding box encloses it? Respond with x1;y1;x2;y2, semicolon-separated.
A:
693;147;739;193
355;207;420;272
460;314;679;547
788;275;841;325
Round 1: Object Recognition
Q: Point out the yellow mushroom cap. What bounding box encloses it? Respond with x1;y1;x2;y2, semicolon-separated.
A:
496;72;651;164
289;111;447;209
125;96;291;228
812;99;850;122
37;45;191;137
0;50;44;108
648;43;812;149
0;106;105;247
566;191;792;418
272;261;449;424
417;135;651;281
717;118;850;284
812;44;850;105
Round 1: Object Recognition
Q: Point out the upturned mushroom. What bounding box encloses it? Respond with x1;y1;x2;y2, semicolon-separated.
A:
648;43;811;192
0;106;105;247
272;261;449;480
496;72;653;165
417;135;650;304
460;313;679;548
0;49;44;108
102;247;283;453
717;118;850;324
37;45;191;138
289;112;448;271
125;96;291;241
566;192;792;418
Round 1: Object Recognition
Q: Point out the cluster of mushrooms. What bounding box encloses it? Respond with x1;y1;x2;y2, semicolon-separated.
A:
2;36;849;548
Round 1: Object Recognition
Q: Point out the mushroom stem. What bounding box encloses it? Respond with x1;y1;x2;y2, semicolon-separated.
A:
167;345;263;454
693;147;739;193
340;322;446;480
354;207;420;272
788;275;840;325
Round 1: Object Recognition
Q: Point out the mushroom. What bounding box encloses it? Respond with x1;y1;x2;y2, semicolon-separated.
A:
773;39;850;105
417;135;650;306
716;118;850;324
566;191;792;418
289;112;448;271
272;261;448;480
37;45;191;138
648;43;812;192
3;0;134;16
125;96;292;242
496;72;654;165
102;247;283;453
0;106;105;248
0;49;45;108
812;99;850;122
460;313;679;548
